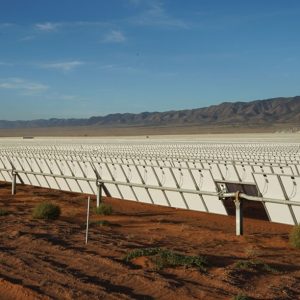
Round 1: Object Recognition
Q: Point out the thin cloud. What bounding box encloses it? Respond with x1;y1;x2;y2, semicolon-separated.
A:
130;0;189;29
34;21;108;31
35;22;60;31
0;78;48;92
40;60;84;71
69;21;109;27
20;35;36;41
103;30;126;43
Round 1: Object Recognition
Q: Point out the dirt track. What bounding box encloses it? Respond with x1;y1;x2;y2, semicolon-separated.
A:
0;182;300;300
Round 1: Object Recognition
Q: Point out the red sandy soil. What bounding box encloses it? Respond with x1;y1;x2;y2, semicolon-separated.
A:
0;182;299;300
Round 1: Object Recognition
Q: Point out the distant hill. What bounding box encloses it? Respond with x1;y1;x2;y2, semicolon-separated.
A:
0;96;299;129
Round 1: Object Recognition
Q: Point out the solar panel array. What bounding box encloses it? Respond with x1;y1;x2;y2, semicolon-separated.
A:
0;139;299;225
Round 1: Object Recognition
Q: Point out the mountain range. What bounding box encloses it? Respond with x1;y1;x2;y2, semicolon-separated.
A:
0;96;299;130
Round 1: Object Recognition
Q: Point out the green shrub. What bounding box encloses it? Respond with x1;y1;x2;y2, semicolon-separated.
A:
289;225;300;249
32;202;61;220
234;259;277;273
153;249;207;271
94;203;112;216
233;294;250;300
0;209;9;216
124;247;207;271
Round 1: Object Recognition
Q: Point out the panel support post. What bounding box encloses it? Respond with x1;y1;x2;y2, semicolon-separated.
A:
96;181;102;207
11;170;17;195
234;191;243;236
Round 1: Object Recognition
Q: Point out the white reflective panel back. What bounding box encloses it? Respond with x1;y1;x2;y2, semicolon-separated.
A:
105;183;121;198
127;165;143;184
158;167;177;188
202;163;223;181
132;187;153;204
148;189;168;206
190;169;217;192
264;202;295;225
280;175;300;223
99;163;113;181
115;164;128;182
218;164;240;182
202;195;227;215
118;185;136;201
35;174;49;188
235;164;255;183
174;168;196;190
141;166;159;186
45;176;60;190
253;174;285;199
56;177;71;192
165;191;187;209
253;165;272;174
66;178;82;193
272;166;293;176
183;193;207;212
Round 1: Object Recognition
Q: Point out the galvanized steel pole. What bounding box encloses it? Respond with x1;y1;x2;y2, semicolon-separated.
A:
234;191;243;236
11;170;16;195
85;196;91;244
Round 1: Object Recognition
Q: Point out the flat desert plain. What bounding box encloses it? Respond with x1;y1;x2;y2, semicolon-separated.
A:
1;131;300;144
0;182;299;300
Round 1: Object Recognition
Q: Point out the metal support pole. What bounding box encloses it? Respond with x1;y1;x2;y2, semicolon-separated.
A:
85;196;90;244
234;191;243;236
96;182;102;207
11;170;16;195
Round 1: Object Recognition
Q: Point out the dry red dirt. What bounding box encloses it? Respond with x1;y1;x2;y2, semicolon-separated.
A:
0;182;299;300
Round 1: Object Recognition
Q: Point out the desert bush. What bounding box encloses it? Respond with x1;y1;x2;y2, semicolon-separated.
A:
32;202;61;220
0;209;9;216
233;294;250;300
244;245;260;259
153;249;207;271
94;203;112;216
289;225;300;249
234;259;277;273
124;247;207;271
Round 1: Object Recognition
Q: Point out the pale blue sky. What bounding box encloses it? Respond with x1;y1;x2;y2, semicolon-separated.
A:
0;0;300;120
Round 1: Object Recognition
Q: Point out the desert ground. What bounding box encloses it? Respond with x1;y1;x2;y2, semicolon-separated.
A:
0;181;299;300
0;122;299;138
1;131;300;144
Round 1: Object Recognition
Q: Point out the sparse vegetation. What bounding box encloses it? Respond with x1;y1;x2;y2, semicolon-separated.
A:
234;259;278;273
233;294;250;300
289;225;300;249
0;208;9;216
32;202;61;220
244;245;260;258
124;247;207;271
94;203;112;215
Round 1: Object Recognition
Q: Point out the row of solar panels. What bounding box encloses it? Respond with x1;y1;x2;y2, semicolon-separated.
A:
3;147;299;166
29;142;299;152
3;151;299;170
6;147;300;161
5;149;300;167
1;141;299;152
2;151;300;180
0;154;299;225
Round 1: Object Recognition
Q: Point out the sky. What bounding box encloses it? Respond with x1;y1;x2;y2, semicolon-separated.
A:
0;0;300;120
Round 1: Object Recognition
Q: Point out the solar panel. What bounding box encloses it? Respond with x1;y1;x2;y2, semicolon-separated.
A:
0;139;299;226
